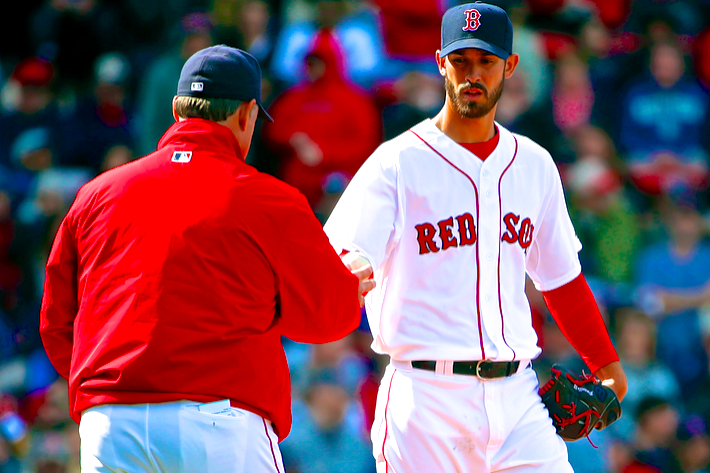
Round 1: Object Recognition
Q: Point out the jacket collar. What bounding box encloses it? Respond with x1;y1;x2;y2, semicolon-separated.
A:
157;118;244;162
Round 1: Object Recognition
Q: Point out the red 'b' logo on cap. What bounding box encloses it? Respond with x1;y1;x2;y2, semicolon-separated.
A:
463;9;481;31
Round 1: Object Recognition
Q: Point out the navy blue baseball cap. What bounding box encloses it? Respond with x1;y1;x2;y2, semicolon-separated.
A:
177;45;273;122
440;2;513;59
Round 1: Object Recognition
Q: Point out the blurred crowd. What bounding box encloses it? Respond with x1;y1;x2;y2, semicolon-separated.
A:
1;0;710;472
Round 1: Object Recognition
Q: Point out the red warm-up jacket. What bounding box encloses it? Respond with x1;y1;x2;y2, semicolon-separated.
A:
39;119;361;441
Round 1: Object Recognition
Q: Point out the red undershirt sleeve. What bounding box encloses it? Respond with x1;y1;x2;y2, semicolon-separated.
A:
541;273;619;373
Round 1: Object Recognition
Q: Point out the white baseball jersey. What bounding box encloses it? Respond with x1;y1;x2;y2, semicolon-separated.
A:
324;119;582;362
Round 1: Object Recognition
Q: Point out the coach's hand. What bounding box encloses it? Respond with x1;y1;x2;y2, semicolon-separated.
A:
341;252;376;307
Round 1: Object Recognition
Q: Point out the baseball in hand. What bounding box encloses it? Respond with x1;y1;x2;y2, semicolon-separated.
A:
341;252;371;272
341;252;375;306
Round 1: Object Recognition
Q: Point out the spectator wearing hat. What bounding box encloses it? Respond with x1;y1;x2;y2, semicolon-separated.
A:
0;57;64;197
40;45;374;473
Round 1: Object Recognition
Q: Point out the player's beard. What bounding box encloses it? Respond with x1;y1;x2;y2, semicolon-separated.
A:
445;72;505;119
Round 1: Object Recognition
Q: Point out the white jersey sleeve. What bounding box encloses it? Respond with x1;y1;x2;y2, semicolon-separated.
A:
324;143;402;272
524;148;582;292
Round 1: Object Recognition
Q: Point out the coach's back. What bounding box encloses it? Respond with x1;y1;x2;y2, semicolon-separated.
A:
40;117;360;442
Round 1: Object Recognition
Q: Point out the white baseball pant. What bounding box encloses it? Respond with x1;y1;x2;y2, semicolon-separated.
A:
79;401;285;473
372;361;574;472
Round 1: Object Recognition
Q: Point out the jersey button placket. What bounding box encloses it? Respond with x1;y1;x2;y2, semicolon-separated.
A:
478;163;503;358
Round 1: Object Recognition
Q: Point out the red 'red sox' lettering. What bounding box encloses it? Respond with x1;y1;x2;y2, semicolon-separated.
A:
438;217;458;250
455;213;477;246
416;213;477;254
415;223;440;254
502;212;534;250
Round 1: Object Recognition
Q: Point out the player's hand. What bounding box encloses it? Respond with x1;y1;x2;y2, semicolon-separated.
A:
594;361;628;402
341;252;376;307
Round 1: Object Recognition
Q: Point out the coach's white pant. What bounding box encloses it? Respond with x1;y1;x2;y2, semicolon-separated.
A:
373;361;574;473
79;401;285;473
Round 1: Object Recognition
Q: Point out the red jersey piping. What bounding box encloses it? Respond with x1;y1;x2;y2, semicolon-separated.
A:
263;418;282;473
409;129;485;359
382;368;397;473
497;136;519;361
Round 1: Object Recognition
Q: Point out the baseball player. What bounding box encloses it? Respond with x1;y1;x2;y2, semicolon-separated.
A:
40;45;375;473
324;4;628;472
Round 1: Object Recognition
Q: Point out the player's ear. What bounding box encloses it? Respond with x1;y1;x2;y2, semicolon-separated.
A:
172;96;180;122
235;99;258;131
436;50;447;77
504;53;520;79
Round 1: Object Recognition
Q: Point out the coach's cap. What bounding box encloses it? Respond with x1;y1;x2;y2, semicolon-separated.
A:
440;2;513;59
177;45;273;122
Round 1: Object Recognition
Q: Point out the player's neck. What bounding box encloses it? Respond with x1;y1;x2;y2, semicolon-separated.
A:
432;103;497;143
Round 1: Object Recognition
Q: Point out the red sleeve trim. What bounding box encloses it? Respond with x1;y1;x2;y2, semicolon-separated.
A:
542;273;619;373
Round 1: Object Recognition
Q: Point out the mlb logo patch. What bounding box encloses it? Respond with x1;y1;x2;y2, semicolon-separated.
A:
171;151;193;163
191;82;204;91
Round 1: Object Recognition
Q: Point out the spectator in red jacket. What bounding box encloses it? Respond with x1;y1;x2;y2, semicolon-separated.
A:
40;45;375;473
263;29;382;212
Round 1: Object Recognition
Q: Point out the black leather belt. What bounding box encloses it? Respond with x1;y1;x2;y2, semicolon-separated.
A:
411;360;521;379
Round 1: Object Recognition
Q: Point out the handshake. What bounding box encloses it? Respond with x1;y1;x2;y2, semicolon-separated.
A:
341;251;376;307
